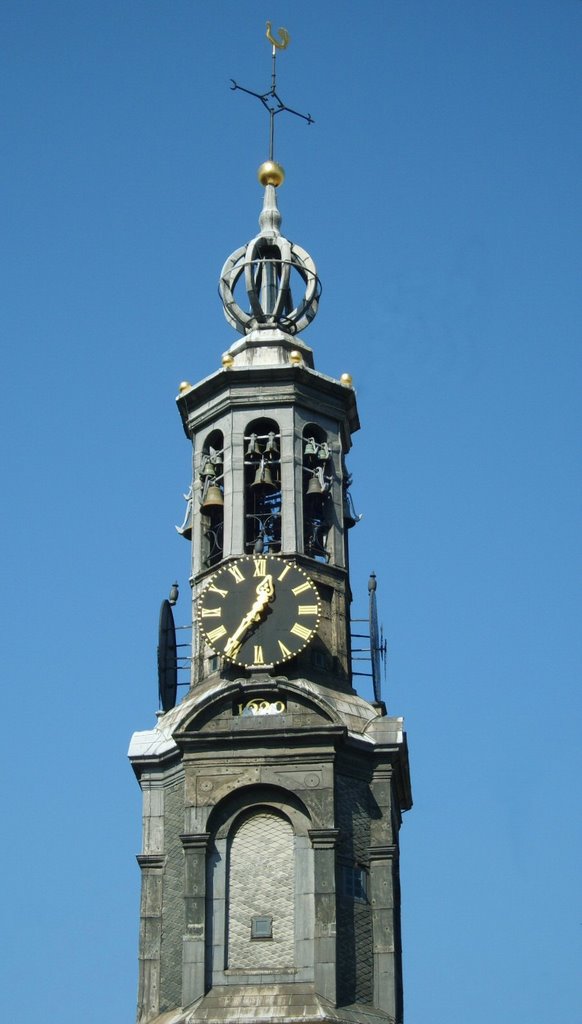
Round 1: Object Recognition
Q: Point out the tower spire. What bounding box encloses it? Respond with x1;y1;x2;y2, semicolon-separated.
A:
221;27;320;356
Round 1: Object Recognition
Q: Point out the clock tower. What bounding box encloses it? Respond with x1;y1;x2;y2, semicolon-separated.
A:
129;32;412;1024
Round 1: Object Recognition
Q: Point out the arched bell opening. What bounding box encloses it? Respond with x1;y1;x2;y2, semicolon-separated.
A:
199;429;224;568
244;418;282;554
302;424;332;562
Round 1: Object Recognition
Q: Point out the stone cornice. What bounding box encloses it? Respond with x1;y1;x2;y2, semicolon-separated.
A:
180;832;211;851
175;724;347;755
308;828;340;850
368;844;399;862
177;363;359;445
136;854;165;870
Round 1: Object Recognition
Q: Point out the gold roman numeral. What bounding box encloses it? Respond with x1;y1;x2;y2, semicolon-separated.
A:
207;625;227;643
292;581;311;596
290;622;311;640
253;558;267;576
253;645;264;664
277;564;291;581
228;565;245;583
298;605;318;615
278;641;292;658
201;607;222;618
207;584;228;597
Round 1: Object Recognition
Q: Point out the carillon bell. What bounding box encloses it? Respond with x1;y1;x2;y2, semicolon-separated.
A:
343;498;357;528
264;431;279;457
306;473;324;496
304;437;318;457
246;433;261;457
201;483;224;509
251;463;277;492
343;490;361;528
200;459;216;478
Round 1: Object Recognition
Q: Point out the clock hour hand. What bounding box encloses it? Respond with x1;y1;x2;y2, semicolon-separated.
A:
224;576;275;657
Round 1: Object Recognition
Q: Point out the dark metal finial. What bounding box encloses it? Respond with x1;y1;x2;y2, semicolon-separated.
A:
169;581;179;606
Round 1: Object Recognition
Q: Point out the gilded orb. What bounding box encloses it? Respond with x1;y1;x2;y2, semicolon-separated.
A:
340;372;353;387
222;353;234;369
258;160;285;188
178;380;192;395
289;350;303;365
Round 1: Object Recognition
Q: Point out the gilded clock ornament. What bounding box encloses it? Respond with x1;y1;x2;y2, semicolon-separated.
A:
197;555;321;669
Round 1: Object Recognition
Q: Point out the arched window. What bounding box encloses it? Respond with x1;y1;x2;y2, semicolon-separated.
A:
302;424;332;561
227;811;294;971
243;418;281;553
199;429;224;567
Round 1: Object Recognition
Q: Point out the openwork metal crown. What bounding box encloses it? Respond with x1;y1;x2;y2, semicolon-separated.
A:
219;184;321;336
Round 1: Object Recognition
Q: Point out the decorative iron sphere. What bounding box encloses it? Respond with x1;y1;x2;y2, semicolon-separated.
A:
222;353;234;368
340;372;353;387
289;350;303;365
258;160;285;187
178;380;192;394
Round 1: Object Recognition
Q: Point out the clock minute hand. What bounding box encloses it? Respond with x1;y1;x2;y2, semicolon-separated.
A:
256;574;274;600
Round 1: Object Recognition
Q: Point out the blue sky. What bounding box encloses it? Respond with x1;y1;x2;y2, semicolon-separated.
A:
1;2;580;1022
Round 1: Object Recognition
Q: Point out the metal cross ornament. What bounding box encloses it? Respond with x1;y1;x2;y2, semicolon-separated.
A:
230;22;314;162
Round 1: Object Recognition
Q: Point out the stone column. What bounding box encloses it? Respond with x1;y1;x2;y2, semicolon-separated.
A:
136;854;165;1024
228;413;246;558
368;844;402;1022
180;833;210;1008
369;763;403;1021
136;777;165;1024
308;828;339;1004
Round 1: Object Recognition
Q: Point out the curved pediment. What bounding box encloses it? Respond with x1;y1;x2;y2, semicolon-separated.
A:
176;680;335;738
129;676;383;771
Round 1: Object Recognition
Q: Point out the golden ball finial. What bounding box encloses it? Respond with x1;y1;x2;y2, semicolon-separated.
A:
340;372;353;387
289;350;303;365
178;380;192;395
222;353;234;369
258;160;285;187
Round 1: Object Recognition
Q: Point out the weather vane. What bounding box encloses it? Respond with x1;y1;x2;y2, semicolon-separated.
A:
230;22;314;164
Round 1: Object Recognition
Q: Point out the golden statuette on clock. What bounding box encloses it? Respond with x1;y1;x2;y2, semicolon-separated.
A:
197;556;321;669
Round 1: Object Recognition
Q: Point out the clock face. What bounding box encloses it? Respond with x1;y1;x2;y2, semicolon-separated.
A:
197;555;321;669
